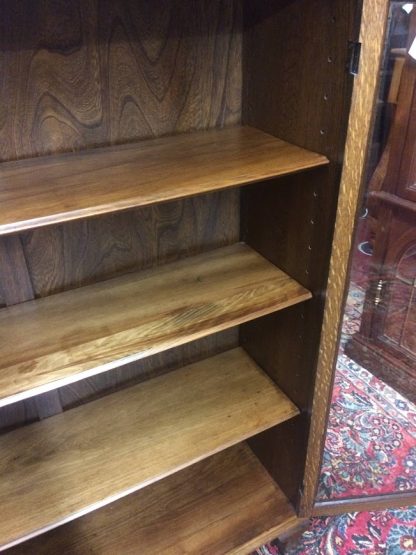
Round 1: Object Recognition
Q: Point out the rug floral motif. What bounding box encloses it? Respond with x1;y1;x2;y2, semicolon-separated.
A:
318;351;416;499
254;283;416;555
255;507;416;555
317;285;416;499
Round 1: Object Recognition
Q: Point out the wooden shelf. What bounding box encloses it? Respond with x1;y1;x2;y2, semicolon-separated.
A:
0;348;299;550
0;126;328;235
0;243;311;407
7;443;301;555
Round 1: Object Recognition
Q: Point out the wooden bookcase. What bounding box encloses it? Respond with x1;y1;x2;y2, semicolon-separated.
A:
0;0;393;552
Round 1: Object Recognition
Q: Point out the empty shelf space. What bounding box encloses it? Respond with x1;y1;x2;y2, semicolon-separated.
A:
7;443;301;555
0;243;312;407
0;348;299;551
0;125;329;235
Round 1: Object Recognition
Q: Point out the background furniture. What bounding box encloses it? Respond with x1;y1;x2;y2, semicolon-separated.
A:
346;10;416;403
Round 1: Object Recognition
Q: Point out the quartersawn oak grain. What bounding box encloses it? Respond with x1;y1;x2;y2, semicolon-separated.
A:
7;443;300;555
0;348;299;551
0;243;312;407
300;0;391;515
0;126;328;235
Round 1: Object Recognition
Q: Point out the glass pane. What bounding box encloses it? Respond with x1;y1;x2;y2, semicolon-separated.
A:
318;1;416;502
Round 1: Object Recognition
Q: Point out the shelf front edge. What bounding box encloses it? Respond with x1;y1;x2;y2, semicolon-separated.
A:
0;243;312;407
0;126;329;236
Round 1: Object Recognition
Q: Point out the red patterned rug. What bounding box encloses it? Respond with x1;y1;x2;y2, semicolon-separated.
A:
255;508;416;554
318;285;416;499
254;283;416;555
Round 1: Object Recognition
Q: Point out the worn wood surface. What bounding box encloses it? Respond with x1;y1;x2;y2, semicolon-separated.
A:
0;0;242;163
0;348;299;550
301;0;390;515
7;443;299;555
0;243;311;407
0;126;328;235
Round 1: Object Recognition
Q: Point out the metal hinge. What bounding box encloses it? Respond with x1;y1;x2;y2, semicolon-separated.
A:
348;41;362;75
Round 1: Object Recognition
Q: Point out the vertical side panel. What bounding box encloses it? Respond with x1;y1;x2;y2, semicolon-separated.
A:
302;0;390;515
242;0;361;511
243;0;358;162
241;169;333;507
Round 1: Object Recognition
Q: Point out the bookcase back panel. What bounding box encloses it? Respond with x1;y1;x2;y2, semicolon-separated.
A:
19;189;240;298
0;0;242;163
0;0;243;428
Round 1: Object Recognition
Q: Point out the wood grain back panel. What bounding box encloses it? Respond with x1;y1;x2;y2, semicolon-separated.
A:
20;190;240;298
0;0;242;162
0;236;34;306
0;0;244;428
0;0;243;426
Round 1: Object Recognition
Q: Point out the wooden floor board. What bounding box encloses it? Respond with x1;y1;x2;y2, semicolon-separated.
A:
0;348;299;551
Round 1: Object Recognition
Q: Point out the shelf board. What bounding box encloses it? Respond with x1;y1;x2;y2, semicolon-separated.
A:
0;243;312;407
0;125;329;235
7;443;301;555
0;348;299;550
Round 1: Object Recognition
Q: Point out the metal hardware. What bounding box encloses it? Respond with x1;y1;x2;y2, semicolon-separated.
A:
348;41;362;75
374;279;385;306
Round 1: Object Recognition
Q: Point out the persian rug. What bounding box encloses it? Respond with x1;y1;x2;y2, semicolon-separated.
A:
254;282;416;555
255;507;416;555
318;285;416;499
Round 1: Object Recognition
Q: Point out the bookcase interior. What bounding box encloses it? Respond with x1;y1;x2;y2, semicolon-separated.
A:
0;0;358;551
